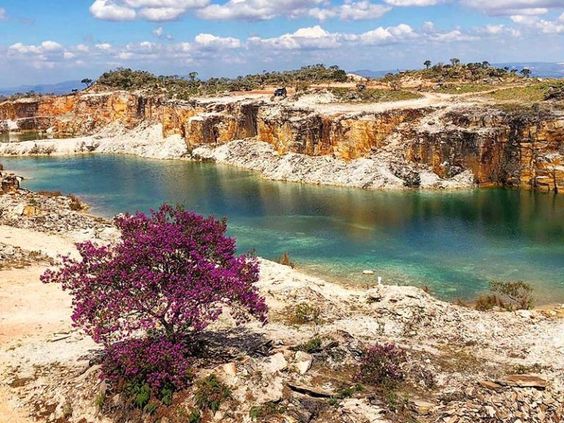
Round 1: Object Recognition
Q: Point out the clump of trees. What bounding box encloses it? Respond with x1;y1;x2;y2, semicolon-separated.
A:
41;204;267;408
384;60;524;84
94;64;348;99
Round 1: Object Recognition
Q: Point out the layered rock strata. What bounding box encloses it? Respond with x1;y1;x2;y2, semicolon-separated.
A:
1;92;562;192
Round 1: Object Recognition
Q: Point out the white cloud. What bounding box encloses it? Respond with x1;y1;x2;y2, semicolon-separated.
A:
7;41;68;70
90;0;137;20
384;0;442;5
309;1;391;20
249;25;341;49
476;24;521;36
511;13;564;33
0;8;6;20
354;24;418;44
138;7;185;20
8;41;62;54
460;0;562;16
197;0;325;21
90;0;209;21
194;33;241;49
41;41;63;51
76;44;91;52
95;43;113;51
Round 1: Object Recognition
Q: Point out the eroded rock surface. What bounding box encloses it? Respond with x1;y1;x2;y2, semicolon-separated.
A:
1;91;562;192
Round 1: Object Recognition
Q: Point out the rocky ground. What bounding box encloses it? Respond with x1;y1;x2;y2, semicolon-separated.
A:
0;179;563;422
0;123;188;161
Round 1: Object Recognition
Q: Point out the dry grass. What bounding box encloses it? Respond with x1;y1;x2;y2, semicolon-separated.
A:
434;83;496;94
488;80;564;102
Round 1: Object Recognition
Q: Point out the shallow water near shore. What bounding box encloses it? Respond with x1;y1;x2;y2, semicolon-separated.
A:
3;154;564;303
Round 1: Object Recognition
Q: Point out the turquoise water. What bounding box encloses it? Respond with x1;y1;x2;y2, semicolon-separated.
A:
3;155;563;303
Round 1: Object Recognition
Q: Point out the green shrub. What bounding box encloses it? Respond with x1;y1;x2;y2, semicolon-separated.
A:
296;336;323;353
249;402;286;421
286;302;321;325
475;280;534;311
194;375;231;412
128;382;151;409
187;409;201;423
143;402;158;415
94;392;106;411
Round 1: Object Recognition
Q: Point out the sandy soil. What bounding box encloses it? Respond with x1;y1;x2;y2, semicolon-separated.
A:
0;227;78;422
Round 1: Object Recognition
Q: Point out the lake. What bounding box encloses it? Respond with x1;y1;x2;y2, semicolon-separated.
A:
3;154;563;303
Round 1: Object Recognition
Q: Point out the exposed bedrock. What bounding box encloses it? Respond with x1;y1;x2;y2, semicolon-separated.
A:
1;92;562;192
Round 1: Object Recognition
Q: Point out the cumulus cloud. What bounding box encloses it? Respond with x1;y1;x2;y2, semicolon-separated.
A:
194;33;241;49
8;41;63;54
460;0;563;16
197;0;325;20
95;43;113;51
510;13;564;33
249;25;340;49
90;0;209;21
90;0;137;20
353;24;418;44
476;24;521;36
309;1;391;20
7;41;68;69
384;0;443;6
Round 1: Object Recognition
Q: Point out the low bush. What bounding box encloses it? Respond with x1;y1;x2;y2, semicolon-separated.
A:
356;343;406;387
286;302;321;325
249;402;286;421
278;252;295;268
102;336;192;400
194;375;231;412
475;280;533;311
296;336;323;353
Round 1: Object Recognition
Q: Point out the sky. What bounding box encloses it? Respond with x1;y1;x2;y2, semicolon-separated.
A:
0;0;563;86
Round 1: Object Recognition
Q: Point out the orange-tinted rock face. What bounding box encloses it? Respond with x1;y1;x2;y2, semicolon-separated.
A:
1;92;562;192
405;108;564;192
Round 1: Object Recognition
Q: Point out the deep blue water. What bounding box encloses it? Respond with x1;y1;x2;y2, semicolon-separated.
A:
3;155;563;303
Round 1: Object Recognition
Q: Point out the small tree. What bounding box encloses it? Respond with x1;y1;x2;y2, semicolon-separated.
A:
520;67;531;78
188;71;199;82
81;78;93;88
42;204;267;393
450;57;460;67
424;60;432;69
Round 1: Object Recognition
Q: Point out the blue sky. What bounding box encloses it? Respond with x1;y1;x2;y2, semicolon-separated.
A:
0;0;563;86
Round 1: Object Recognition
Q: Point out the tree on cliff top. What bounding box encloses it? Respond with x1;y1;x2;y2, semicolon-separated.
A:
41;204;267;394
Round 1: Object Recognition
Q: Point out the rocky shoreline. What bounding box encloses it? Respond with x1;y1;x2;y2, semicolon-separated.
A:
0;123;475;191
0;173;563;422
1;89;562;192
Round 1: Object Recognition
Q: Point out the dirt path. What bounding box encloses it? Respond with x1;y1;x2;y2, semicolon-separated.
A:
0;229;77;422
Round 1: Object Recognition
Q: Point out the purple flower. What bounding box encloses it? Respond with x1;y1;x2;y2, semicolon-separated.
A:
42;204;268;391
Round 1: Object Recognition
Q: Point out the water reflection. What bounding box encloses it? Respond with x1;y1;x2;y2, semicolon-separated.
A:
2;155;563;302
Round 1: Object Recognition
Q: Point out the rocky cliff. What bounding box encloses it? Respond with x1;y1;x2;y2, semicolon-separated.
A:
1;91;562;192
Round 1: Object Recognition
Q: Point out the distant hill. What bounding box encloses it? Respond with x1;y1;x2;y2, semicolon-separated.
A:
0;80;83;96
350;69;396;79
352;62;564;79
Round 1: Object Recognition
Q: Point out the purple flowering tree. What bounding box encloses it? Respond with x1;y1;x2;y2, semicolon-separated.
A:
42;204;267;393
